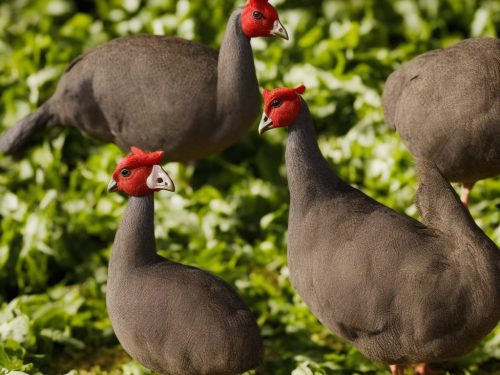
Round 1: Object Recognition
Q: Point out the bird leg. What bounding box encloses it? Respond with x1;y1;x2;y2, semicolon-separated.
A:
389;364;406;375
415;363;439;375
460;182;474;207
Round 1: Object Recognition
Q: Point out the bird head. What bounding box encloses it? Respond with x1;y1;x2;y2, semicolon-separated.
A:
107;147;175;196
259;85;306;134
241;0;288;40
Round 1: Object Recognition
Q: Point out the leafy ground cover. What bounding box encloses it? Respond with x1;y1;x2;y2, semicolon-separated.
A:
0;0;499;374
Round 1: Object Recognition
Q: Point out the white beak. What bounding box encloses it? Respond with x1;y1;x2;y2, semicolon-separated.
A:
107;179;118;192
146;165;175;191
258;112;273;134
270;19;289;40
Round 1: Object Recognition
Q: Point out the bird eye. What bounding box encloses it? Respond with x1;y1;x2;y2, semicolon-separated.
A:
271;99;282;108
120;168;131;177
252;11;263;19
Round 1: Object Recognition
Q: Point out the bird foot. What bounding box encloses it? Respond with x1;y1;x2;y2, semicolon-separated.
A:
389;364;406;375
460;182;474;207
414;363;439;375
389;363;439;375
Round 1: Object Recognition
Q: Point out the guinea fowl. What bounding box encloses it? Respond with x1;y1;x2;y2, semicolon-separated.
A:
0;0;288;161
106;147;262;375
382;38;500;205
259;86;500;375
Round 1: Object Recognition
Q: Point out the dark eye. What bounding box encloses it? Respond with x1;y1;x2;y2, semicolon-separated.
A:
252;11;263;19
120;168;131;177
271;99;282;108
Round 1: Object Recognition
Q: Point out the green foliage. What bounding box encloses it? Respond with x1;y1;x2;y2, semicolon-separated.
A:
0;0;499;374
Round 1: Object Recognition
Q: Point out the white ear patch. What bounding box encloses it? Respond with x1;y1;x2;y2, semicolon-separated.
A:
147;165;175;191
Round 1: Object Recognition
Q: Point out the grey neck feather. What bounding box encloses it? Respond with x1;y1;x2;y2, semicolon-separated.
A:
109;195;160;272
286;100;344;205
216;9;260;136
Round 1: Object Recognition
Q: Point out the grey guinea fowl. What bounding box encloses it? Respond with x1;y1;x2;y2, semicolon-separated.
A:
382;38;500;205
0;0;288;162
259;86;500;375
106;147;263;375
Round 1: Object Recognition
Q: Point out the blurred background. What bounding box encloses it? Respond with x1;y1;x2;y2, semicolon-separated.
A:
0;0;499;374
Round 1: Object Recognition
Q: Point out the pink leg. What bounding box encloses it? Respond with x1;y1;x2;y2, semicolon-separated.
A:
390;364;406;375
415;363;439;375
460;182;474;207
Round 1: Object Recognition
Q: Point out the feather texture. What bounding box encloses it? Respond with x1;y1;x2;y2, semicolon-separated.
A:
0;9;261;161
107;195;263;375
285;99;500;365
382;38;500;184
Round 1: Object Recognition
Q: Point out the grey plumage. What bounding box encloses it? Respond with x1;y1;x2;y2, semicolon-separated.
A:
285;100;500;365
382;38;500;184
107;195;262;375
0;9;260;161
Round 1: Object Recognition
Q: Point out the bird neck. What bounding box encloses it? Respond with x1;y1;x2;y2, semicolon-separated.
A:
216;9;260;137
109;194;160;272
286;101;344;206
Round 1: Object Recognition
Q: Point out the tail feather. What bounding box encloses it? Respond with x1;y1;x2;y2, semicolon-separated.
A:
0;103;53;155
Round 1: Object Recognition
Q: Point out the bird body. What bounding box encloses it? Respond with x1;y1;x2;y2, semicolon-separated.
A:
260;86;500;367
0;0;288;161
383;38;500;185
52;36;222;161
106;148;262;375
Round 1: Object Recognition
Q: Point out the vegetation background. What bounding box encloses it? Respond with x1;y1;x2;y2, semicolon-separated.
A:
0;0;499;374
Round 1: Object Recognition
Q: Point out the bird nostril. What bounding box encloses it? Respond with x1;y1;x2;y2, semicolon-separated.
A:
157;178;163;183
264;116;268;121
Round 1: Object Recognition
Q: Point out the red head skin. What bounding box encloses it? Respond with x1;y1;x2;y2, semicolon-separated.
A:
241;0;288;39
109;147;173;197
259;85;306;133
